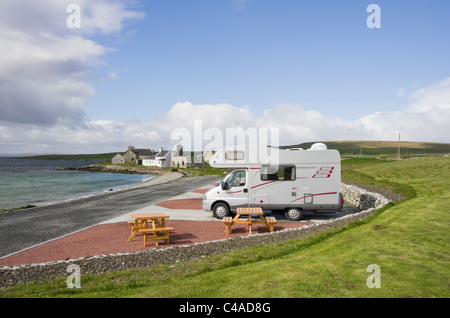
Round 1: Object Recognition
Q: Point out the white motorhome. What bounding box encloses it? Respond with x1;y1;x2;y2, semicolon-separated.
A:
202;143;343;221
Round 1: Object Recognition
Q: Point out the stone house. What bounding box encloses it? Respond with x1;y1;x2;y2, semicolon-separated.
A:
111;153;125;164
122;146;155;164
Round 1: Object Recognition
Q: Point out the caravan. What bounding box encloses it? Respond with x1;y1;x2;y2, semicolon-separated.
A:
202;143;343;221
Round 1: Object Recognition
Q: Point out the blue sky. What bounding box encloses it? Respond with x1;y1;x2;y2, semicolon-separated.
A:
0;0;449;154
90;0;450;120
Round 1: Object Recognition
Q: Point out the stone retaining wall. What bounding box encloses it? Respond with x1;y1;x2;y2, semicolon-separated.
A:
341;183;390;210
0;183;391;288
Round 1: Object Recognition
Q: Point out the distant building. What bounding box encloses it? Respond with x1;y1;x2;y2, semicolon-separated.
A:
170;143;188;168
122;146;155;164
203;149;215;163
170;143;205;168
111;153;125;164
112;144;211;168
142;147;171;168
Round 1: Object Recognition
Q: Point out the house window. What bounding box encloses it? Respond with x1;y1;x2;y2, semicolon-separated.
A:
261;165;295;181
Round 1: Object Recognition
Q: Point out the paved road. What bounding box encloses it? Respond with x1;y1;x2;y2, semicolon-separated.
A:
0;175;219;258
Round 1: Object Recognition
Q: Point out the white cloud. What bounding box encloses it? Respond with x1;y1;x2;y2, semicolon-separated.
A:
0;1;448;154
0;0;145;37
0;0;144;127
408;78;450;112
2;77;449;155
77;0;145;34
353;78;450;142
164;102;254;130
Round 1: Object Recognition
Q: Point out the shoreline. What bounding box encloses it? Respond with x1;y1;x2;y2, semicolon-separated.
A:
32;171;187;209
2;165;187;213
0;174;220;263
59;163;177;175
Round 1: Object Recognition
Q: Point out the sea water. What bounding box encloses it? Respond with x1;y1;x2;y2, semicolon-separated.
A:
0;157;153;210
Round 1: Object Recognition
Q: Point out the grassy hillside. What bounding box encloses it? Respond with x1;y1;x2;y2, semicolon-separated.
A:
2;156;449;297
18;141;450;163
284;140;450;156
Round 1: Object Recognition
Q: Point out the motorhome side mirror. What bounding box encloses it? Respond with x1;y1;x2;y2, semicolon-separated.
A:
221;181;229;190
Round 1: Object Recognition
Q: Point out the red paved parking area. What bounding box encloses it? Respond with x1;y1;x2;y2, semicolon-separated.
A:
155;198;203;210
192;188;209;194
0;186;311;267
0;219;310;267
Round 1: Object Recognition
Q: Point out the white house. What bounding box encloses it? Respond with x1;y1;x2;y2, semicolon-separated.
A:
142;147;171;168
170;143;205;168
203;149;215;162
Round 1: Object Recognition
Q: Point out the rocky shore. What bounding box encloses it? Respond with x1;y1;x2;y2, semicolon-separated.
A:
61;164;182;176
0;182;392;288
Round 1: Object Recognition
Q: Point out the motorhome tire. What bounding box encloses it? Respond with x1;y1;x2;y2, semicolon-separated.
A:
212;202;230;219
285;208;302;221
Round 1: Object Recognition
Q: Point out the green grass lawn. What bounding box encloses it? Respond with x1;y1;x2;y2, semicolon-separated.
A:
1;156;449;297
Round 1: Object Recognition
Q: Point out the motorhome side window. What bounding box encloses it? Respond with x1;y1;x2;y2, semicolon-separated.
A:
261;165;296;181
224;170;246;188
225;150;245;160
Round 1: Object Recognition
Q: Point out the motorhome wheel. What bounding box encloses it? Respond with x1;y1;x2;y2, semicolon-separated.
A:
212;202;230;219
285;208;302;221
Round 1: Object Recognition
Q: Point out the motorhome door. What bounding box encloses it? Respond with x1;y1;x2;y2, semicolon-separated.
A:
221;169;249;209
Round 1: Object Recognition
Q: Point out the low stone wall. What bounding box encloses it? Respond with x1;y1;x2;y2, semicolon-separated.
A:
341;183;390;210
0;183;391;288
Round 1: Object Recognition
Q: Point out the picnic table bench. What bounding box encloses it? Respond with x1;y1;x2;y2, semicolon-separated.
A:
138;227;174;246
222;207;277;235
128;213;174;246
222;216;234;235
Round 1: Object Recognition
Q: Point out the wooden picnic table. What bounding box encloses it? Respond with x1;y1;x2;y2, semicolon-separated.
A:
128;213;174;246
223;207;277;235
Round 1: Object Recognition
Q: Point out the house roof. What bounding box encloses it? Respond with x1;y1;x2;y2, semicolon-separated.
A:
156;150;170;157
132;148;155;156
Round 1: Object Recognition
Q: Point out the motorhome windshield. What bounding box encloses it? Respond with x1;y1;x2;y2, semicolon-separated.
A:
224;170;246;188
